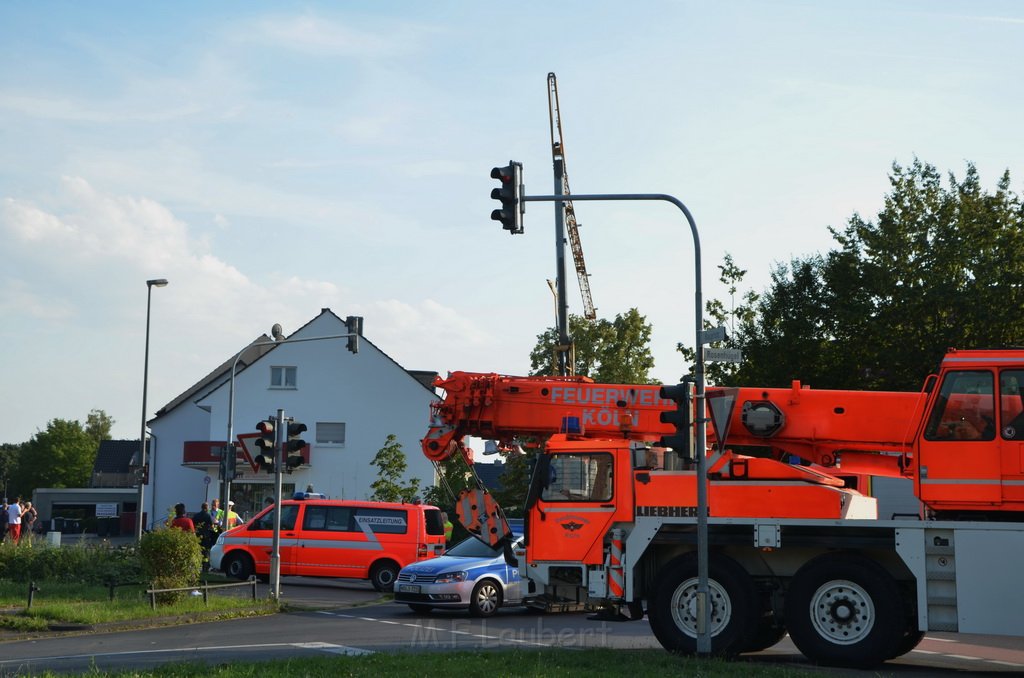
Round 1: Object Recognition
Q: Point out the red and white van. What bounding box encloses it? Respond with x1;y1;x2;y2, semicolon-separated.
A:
210;498;446;591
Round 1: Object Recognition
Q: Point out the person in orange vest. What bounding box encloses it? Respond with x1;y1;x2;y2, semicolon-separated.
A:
225;501;241;528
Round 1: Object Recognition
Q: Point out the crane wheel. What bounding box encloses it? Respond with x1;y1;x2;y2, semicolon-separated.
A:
647;552;759;657
784;553;904;667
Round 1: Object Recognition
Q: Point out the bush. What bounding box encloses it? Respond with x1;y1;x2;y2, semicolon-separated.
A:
139;528;203;604
0;540;141;584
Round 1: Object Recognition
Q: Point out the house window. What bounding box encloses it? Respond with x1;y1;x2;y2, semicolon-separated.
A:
270;366;297;389
316;422;346;445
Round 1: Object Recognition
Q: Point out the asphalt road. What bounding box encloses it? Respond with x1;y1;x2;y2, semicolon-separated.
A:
2;577;1023;676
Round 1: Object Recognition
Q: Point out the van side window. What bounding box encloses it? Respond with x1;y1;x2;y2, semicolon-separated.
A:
354;507;408;534
1000;369;1024;440
424;509;445;536
252;504;299;531
303;506;354;532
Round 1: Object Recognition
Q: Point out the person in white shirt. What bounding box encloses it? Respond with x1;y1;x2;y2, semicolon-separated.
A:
6;499;23;543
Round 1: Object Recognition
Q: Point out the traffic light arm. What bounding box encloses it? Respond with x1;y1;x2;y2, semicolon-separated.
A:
503;180;714;655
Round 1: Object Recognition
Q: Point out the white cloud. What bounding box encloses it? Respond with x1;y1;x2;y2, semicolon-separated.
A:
242;13;411;58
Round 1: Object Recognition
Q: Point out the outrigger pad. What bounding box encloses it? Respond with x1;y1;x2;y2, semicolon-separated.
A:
454;487;512;547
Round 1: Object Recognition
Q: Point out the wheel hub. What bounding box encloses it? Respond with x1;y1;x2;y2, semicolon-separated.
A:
670;576;731;639
809;579;875;645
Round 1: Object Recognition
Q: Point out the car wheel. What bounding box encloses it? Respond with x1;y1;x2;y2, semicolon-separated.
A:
408;604;433;614
469;579;503;618
370;561;399;592
222;552;254;581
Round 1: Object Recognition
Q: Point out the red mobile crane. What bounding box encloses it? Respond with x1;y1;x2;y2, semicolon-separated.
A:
421;349;1024;667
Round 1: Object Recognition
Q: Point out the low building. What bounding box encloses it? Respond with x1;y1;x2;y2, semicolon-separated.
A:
146;309;438;528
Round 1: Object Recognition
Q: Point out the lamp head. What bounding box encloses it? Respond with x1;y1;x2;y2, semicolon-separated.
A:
147;278;169;288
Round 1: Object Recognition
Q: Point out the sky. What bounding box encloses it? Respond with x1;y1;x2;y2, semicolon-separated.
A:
2;1;1023;444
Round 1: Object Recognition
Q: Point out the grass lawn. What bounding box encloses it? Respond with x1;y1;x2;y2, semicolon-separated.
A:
0;578;278;632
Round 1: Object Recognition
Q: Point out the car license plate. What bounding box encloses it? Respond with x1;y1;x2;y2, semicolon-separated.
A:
398;584;420;594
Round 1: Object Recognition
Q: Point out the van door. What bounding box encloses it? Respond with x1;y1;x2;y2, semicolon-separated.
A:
249;503;301;575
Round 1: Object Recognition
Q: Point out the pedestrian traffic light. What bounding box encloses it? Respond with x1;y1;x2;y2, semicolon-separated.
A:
346;315;363;354
285;422;308;471
254;419;277;473
659;380;694;461
490;161;523;234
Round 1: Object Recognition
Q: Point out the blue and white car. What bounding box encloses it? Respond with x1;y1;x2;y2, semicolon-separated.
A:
394;535;525;617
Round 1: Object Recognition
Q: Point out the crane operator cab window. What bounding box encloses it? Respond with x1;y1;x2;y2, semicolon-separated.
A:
542;453;614;502
1000;370;1024;440
924;370;996;441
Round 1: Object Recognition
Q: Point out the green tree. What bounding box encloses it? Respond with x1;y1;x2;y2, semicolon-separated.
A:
369;434;421;503
677;253;760;385
692;160;1024;390
12;418;97;496
85;409;115;445
529;308;657;383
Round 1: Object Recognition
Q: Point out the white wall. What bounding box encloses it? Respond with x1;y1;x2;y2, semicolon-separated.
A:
196;312;437;504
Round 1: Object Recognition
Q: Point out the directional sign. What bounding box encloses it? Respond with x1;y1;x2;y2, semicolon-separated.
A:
700;326;727;345
704;347;743;363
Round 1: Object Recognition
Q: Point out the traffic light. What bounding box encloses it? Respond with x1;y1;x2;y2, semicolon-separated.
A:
659;380;694;461
346;315;363;354
490;161;523;234
254;419;277;473
285;422;308;471
220;443;238;481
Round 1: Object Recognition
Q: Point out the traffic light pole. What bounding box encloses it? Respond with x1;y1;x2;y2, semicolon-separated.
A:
269;408;285;601
523;190;710;655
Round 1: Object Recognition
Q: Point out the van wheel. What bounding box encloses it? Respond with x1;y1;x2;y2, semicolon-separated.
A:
223;552;254;581
408;604;433;614
469;579;503;617
370;561;399;592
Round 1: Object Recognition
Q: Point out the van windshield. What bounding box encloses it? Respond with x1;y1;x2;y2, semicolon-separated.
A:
251;504;298;531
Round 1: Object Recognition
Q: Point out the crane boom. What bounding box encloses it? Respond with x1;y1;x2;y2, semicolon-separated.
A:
548;72;596;320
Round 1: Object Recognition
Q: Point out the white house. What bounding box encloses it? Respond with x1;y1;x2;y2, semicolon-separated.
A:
147;309;438;527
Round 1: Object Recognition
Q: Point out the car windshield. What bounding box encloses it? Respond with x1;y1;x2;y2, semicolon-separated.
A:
445;536;502;558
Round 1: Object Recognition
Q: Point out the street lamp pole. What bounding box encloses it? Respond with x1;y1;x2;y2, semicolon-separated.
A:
135;278;168;541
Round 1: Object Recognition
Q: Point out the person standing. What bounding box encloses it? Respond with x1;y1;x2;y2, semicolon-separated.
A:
21;502;37;541
193;502;215;572
169;503;195;532
225;501;241;529
6;498;23;543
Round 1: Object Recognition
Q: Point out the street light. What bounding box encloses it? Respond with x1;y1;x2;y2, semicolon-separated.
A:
135;278;168;541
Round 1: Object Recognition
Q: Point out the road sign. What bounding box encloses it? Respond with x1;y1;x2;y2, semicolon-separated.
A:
700;326;727;345
704;347;743;363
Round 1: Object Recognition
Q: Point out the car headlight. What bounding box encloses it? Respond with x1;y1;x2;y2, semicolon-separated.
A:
434;571;468;584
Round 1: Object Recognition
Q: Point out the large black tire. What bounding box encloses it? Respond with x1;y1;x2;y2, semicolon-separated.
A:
784;553;905;668
222;552;254;580
741;616;787;653
370;560;400;592
647;552;759;657
889;626;926;659
469;579;503;618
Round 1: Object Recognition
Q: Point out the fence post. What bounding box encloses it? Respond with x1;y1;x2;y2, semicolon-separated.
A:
27;581;40;609
202;580;208;605
149;583;156;610
250;575;257;600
